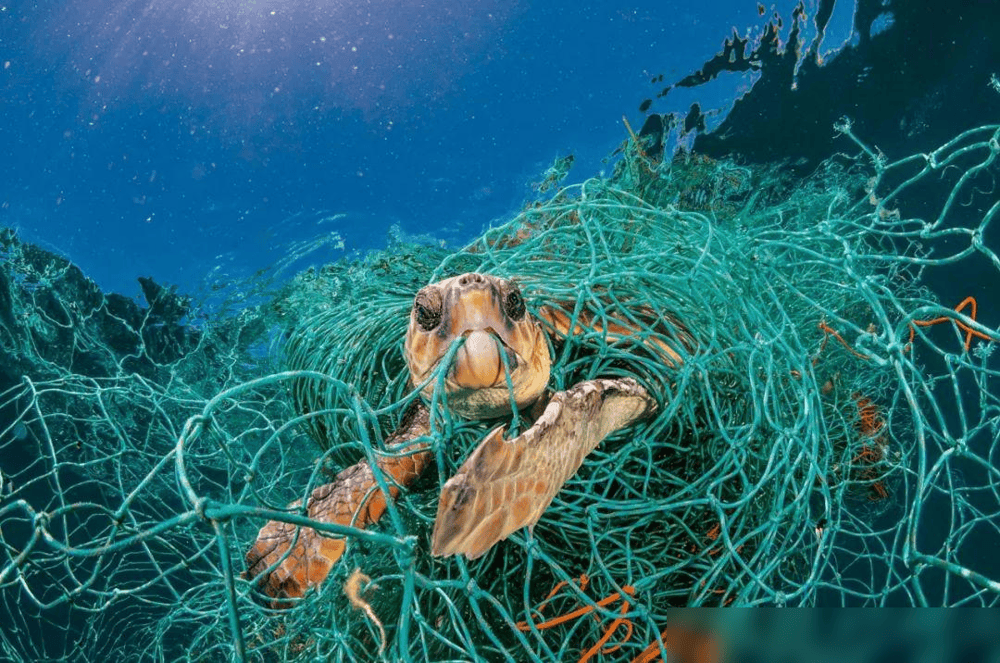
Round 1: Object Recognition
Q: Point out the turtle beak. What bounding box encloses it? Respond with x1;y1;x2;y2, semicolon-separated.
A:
450;329;518;389
405;272;552;420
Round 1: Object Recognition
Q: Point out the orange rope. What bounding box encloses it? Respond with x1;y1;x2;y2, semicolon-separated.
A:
521;573;588;624
910;296;991;351
578;601;632;663
853;394;885;438
518;577;725;663
817;320;871;361
517;584;635;631
599;615;634;655
518;579;639;662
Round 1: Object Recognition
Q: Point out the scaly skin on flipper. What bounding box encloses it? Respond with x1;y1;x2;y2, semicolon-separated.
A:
244;403;431;604
431;377;656;558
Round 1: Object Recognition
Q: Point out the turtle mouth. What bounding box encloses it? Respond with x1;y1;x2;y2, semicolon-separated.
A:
404;273;552;420
449;329;522;390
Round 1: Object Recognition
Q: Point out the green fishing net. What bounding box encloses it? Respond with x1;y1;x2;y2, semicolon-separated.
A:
2;116;999;662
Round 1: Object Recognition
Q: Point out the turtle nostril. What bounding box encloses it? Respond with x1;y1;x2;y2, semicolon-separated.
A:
459;273;483;286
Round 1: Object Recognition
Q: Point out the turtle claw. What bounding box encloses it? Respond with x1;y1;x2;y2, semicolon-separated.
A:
431;377;656;559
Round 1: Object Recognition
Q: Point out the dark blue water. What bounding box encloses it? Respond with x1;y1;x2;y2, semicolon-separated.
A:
2;0;837;297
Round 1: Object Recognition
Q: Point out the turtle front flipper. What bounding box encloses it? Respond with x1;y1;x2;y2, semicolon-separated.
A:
431;377;656;559
245;402;431;605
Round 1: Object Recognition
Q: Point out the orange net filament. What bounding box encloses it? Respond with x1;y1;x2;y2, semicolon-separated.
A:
910;296;991;351
817;320;871;361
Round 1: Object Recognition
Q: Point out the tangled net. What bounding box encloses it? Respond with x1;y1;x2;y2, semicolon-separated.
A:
1;116;999;662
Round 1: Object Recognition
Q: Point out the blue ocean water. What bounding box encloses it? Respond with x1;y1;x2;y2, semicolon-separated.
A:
3;0;833;298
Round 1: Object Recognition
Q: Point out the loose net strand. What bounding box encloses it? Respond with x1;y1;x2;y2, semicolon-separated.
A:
1;118;999;662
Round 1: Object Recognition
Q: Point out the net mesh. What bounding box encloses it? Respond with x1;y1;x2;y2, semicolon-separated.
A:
1;116;999;662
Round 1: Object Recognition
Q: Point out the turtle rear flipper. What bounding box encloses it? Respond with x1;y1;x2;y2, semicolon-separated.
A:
431;377;656;559
245;403;431;605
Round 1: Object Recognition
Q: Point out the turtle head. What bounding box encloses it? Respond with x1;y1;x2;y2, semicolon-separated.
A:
404;273;551;419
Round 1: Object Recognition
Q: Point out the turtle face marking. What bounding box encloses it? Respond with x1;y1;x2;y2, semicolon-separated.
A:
404;273;551;419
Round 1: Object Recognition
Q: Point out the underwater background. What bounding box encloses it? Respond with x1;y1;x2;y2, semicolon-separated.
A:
3;0;1000;661
4;0;857;296
3;0;997;300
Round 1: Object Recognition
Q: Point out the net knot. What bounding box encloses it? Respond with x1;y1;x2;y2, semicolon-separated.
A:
392;535;418;568
193;496;210;521
33;510;49;532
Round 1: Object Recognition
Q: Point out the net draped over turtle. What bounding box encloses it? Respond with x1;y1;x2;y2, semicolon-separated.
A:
1;119;999;661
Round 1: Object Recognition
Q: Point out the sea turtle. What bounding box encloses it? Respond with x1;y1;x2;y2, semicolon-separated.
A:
245;272;688;602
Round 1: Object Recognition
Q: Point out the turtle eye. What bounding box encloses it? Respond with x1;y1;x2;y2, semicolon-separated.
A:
413;291;442;331
504;287;526;321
